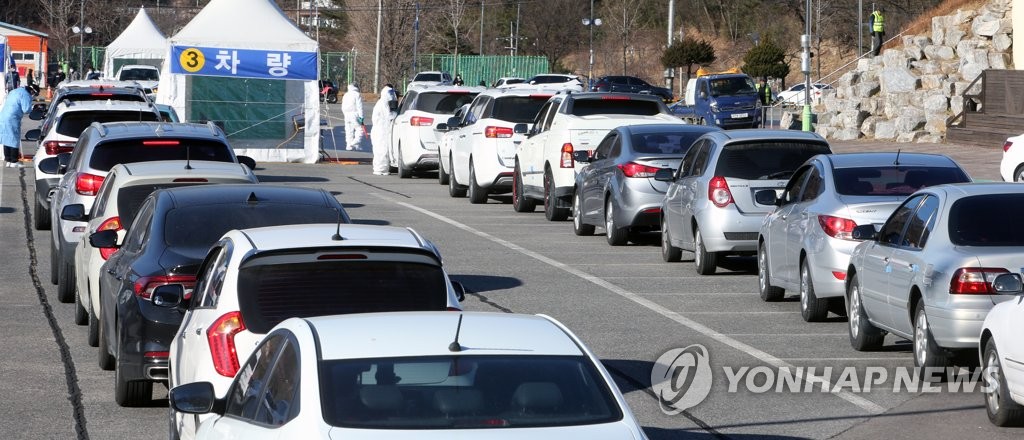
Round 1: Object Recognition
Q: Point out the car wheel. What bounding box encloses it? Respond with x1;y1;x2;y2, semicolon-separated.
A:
49;239;58;285
693;225;717;275
757;243;784;301
57;258;76;303
661;217;682;262
1014;164;1024;183
438;154;450;185
98;316;115;370
543;169;569;221
847;273;884;351
983;339;1024;426
74;286;88;325
115;336;152;407
397;148;413;178
35;198;51;230
572;190;595;236
448;156;467;197
168;406;181;440
512;160;536;213
87;307;99;347
605;198;628;245
913;301;949;370
327;93;338;104
800;259;830;322
468;161;488;204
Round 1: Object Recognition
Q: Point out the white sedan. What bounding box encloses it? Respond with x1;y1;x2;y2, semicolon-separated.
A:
170;312;648;439
776;83;832;106
980;273;1024;426
999;133;1024;181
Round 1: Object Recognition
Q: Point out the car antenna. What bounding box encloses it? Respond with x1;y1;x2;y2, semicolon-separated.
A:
185;146;192;170
330;208;345;241
893;149;901;166
448;314;464;352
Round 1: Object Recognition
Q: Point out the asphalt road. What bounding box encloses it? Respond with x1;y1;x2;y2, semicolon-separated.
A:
0;135;1019;440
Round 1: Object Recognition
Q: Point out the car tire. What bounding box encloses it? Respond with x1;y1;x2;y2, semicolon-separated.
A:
661;217;682;262
543;169;569;221
693;225;717;275
448;156;467;197
800;259;830;322
468;161;488;204
605;198;628;246
983;339;1024;426
115;337;152;407
572;190;595;236
49;239;59;285
327;93;338;104
438;155;450;185
397;147;412;178
98;317;115;370
757;243;784;301
57;258;76;303
35;198;50;230
847;273;884;351
1014;164;1024;183
74;287;88;325
168;406;181;440
512;160;536;213
913;301;950;370
87;308;99;347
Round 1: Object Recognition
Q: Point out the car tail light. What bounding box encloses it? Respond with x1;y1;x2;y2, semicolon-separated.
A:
818;215;858;240
317;254;368;260
950;268;1009;294
172;178;208;182
75;173;105;196
133;275;196;300
208;311;246;377
601;95;632;100
143;140;180;146
97;216;121;260
529;94;553;99
90;93;113;97
144;351;169;359
560;143;574;168
410;116;434;126
1004;141;1013;153
618;162;662;178
43;141;75;155
708;176;733;207
485;126;514;138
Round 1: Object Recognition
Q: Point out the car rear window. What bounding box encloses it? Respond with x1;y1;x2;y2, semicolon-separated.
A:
89;139;233;171
321;355;621;429
415;73;442;82
56;110;159;137
236;259;449;334
415;92;478;114
532;76;573;84
948;194;1024;246
163;204;339;248
491;96;549;123
570;98;661;116
715;141;831;180
57;93;146;107
630;131;707;155
119;69;159;81
834;166;970;196
117;183;205;227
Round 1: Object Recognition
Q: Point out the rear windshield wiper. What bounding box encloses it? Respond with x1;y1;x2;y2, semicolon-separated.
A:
760;170;793;180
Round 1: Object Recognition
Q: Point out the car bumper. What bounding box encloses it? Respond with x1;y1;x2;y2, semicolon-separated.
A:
926;304;991;349
695;208;767;253
999;155;1016;182
35;176;59;206
118;299;184;383
805;238;860;298
617;182;667;228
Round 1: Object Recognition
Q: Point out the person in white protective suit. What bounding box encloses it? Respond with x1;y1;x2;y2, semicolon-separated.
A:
340;83;364;150
370;84;398;175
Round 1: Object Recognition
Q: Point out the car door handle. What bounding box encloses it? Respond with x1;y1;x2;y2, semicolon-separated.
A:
195;328;202;336
458;135;466;138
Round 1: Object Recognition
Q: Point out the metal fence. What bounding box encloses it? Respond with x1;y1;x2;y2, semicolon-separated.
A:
412;54;549;89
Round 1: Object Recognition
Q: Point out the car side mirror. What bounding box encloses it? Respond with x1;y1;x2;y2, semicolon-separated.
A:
89;229;121;248
237;155;256;171
654;168;675;182
435;123;449;132
29;106;46;121
24;128;41;141
38;157;61;175
60;204;88;222
447;117;460;128
452;281;466;302
571;150;591;163
152;284;184;308
699;91;708;100
754;189;780;206
851;224;878;241
991;273;1023;295
513;123;528;134
169;382;223;415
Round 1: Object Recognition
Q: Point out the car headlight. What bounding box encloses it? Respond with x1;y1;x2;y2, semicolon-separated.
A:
710;102;719;112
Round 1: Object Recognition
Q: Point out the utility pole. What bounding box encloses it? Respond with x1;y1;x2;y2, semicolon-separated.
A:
374;0;382;91
479;1;484;55
802;0;812;132
413;2;420;73
858;0;863;55
666;0;674;91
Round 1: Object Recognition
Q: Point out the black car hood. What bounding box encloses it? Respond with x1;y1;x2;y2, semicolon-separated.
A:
157;246;206;275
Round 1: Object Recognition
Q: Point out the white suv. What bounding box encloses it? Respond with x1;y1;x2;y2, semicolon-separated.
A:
390;86;482;178
512;92;685;220
70;160;257;347
167;223;465;440
439;88;553;203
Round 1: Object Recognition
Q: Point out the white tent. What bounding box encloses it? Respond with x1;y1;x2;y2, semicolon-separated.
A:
155;0;320;163
103;8;166;78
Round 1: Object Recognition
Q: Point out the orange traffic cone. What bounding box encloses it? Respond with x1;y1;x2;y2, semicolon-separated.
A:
46;87;53;101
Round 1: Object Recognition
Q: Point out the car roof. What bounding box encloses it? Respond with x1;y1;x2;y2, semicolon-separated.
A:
54;100;156;113
156;184;333;208
86;121;226;141
232;223;432;253
475;88;556;98
555;91;664;102
620;124;720;135
114;160;252;181
705;129;828;143
119;64;158;70
58;80;146;90
924;182;1024;198
413;85;486;93
823;152;958;168
305;312;584;360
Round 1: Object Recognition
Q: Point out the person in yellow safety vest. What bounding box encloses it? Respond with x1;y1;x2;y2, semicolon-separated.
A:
757;77;772;106
870;7;885;57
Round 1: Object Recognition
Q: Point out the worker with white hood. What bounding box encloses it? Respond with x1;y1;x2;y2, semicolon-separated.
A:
340;83;364;150
371;84;398;175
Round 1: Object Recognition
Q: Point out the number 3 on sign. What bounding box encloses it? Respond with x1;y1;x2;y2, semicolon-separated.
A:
179;48;205;73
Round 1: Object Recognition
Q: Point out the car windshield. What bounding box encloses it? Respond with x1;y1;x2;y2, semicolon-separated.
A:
415;73;442;82
119;69;159;81
715;141;831;180
532;75;573;84
570;98;661;116
163;204;339;248
833;166;970;196
709;77;757;97
948;194;1024;246
502;79;524;85
491;96;550;123
320;355;622;429
630;131;708;155
90;139;234;171
415;92;478;115
55;110;159;137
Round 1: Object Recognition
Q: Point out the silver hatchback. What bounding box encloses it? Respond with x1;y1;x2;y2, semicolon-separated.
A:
846;183;1024;369
658;130;832;274
756;153;971;322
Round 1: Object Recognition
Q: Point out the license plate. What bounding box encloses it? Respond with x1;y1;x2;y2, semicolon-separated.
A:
731;113;749;119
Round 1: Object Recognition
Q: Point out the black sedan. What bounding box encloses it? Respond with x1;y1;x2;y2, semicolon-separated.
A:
592;75;674;102
93;184;349;407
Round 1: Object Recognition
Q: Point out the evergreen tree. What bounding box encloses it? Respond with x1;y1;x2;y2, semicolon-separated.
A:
661;38;716;83
741;40;790;81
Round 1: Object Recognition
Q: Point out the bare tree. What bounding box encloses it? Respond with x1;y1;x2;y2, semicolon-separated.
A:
599;0;650;76
517;0;584;72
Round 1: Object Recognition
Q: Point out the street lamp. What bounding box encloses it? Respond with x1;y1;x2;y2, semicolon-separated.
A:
581;0;602;86
73;0;91;79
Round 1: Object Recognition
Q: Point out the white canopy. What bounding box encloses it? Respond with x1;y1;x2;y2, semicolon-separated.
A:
103;8;166;77
155;0;320;163
0;35;8;107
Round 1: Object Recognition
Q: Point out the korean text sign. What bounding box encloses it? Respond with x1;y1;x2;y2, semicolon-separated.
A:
170;46;316;80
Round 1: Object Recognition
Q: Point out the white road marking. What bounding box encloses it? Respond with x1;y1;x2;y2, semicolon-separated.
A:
375;193;888;415
722;333;849;337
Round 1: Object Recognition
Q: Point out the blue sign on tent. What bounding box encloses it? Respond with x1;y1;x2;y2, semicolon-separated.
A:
169;45;316;81
0;45;6;72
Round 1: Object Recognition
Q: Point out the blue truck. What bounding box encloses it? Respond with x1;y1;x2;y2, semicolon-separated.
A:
669;72;762;129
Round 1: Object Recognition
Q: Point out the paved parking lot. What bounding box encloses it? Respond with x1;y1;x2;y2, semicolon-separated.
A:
0;135;1017;439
